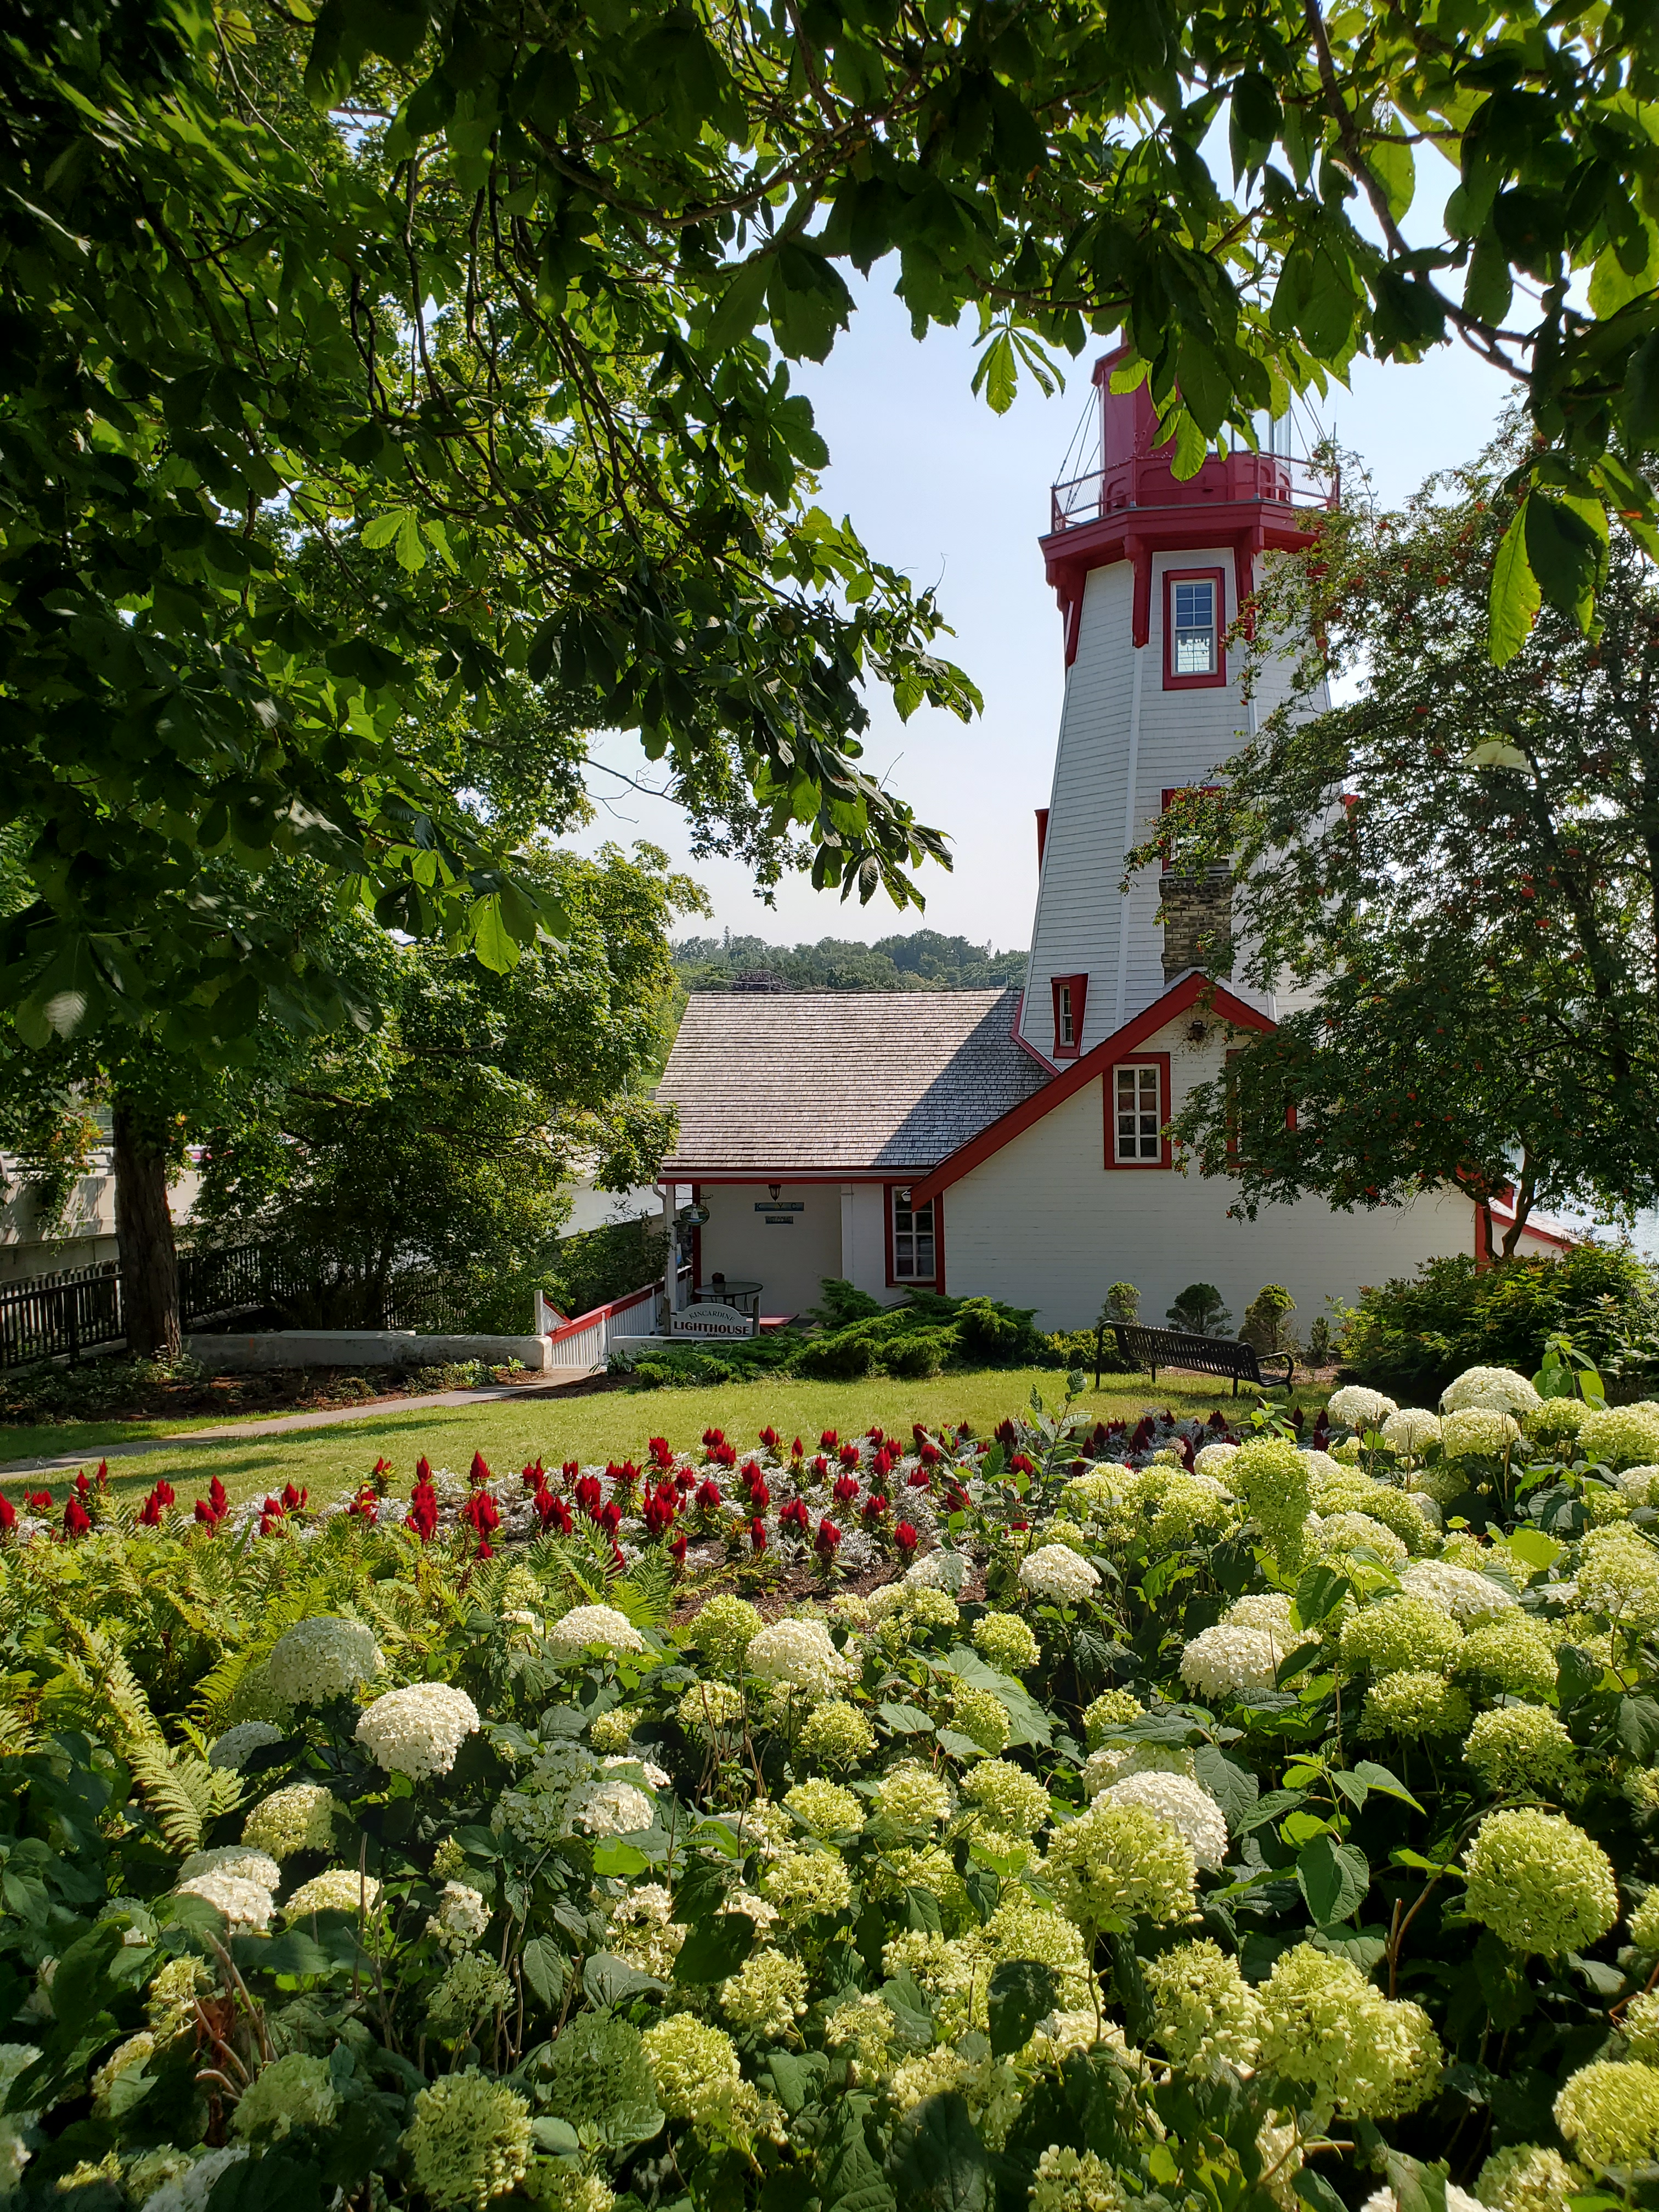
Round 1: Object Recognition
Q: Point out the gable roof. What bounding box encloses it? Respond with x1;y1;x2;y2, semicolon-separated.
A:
657;987;1052;1177
911;972;1275;1203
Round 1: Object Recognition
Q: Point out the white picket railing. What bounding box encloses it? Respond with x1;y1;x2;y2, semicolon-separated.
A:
539;1267;689;1370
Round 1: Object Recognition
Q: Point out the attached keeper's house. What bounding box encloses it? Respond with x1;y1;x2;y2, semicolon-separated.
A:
655;350;1566;1333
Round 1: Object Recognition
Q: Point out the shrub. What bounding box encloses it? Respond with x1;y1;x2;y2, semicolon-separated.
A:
1339;1248;1656;1396
795;1333;878;1381
1241;1284;1297;1357
954;1296;1042;1363
1167;1283;1232;1336
882;1330;952;1379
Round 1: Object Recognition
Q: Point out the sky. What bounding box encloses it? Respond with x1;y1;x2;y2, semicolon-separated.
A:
574;184;1521;951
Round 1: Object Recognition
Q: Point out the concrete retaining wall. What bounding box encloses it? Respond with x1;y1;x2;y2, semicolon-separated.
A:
185;1330;553;1374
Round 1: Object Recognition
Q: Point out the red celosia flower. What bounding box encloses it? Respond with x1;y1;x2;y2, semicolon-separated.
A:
749;1517;768;1553
417;1455;435;1484
820;1430;838;1450
710;1441;737;1469
154;1479;176;1508
649;1436;674;1469
371;1456;394;1491
867;1427;885;1444
780;1498;811;1533
75;1470;92;1500
282;1481;307;1513
0;1494;15;1536
759;1427;780;1452
95;1459;109;1489
907;1468;933;1489
63;1497;92;1539
597;1500;622;1536
137;1490;164;1528
1009;1453;1036;1478
912;1423;930;1447
838;1443;860;1469
946;1483;972;1514
674;1470;695;1496
574;1475;603;1519
862;1493;889;1523
669;1532;687;1565
696;1478;723;1511
405;1479;439;1543
348;1486;380;1523
895;1521;918;1554
521;1458;545;1489
702;1427;726;1450
463;1492;501;1548
832;1474;859;1505
811;1455;831;1480
872;1447;893;1480
193;1499;219;1531
747;1477;770;1511
790;1437;804;1460
562;1459;581;1482
642;1485;679;1537
739;1457;763;1487
24;1491;50;1512
919;1441;942;1467
815;1517;842;1555
469;1451;492;1487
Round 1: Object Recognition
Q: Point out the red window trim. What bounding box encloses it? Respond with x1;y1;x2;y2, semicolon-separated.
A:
1163;566;1227;691
1050;972;1088;1061
1104;1053;1173;1170
885;1182;942;1288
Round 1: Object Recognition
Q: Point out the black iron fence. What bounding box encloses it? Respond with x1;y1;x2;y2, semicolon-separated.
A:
0;1243;478;1370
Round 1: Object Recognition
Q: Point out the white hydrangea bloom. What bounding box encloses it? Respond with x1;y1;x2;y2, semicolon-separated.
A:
605;1753;671;1790
1441;1366;1542;1416
206;1722;284;1774
1442;1407;1523;1459
1082;1744;1198;1798
1327;1386;1400;1429
1619;1466;1659;1504
356;1683;480;1779
1362;2187;1482;2212
1401;1560;1519;1623
263;1617;383;1706
1193;1442;1240;1480
283;1870;380;1918
905;1548;970;1594
1310;1511;1409;1567
545;1604;646;1661
1180;1623;1282;1700
426;1881;490;1946
1018;1544;1101;1604
745;1618;853;1699
1222;1592;1295;1635
563;1777;654;1837
177;1847;281;1893
1101;1772;1229;1872
174;1872;273;1934
1381;1409;1442;1455
140;2147;251;2212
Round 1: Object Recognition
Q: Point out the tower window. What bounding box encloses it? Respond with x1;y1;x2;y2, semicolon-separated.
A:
1109;1059;1170;1167
1049;973;1088;1060
1164;568;1227;689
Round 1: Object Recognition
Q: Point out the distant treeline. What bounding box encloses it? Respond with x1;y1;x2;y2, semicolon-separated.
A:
673;929;1028;992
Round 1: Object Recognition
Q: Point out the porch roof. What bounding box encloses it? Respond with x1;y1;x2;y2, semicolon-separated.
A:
656;987;1051;1177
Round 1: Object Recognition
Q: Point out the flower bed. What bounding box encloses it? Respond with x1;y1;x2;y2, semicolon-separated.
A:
2;1368;1659;2212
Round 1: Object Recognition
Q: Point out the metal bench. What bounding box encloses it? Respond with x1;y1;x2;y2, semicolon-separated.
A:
1111;1323;1294;1396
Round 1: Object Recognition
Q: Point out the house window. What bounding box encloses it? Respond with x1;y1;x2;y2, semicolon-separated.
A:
1113;1063;1164;1163
1164;568;1227;689
1050;972;1088;1061
890;1187;937;1282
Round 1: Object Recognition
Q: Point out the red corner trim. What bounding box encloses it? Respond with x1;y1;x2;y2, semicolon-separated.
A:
1011;990;1059;1074
1062;592;1082;667
1126;532;1152;648
1035;808;1049;867
912;973;1274;1205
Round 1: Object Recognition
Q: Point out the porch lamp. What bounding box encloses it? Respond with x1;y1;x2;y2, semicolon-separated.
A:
768;1183;781;1202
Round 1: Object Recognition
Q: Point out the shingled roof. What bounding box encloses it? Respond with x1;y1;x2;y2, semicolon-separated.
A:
657;988;1051;1176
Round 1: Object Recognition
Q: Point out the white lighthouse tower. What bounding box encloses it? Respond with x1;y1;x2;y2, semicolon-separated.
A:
1019;347;1327;1066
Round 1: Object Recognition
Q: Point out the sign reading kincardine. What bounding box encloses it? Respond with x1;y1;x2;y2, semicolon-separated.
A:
668;1302;753;1340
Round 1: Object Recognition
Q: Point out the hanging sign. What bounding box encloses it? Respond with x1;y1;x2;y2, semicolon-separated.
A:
753;1201;804;1211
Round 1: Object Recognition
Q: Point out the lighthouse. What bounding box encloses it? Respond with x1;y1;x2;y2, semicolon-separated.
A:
1018;347;1329;1065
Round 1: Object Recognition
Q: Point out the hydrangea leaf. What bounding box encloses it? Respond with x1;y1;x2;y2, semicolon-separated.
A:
986;1959;1060;2058
887;2088;989;2212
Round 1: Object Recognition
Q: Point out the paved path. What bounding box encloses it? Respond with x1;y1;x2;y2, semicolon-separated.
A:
0;1368;607;1477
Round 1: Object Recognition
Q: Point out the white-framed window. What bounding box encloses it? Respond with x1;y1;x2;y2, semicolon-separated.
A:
1171;577;1217;675
891;1187;936;1280
1114;1064;1163;1163
1057;983;1075;1048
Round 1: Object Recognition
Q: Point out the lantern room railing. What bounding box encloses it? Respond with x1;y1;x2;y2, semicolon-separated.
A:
1049;445;1337;534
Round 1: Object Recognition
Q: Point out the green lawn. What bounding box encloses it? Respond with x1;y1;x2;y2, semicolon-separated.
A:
0;1369;1330;1513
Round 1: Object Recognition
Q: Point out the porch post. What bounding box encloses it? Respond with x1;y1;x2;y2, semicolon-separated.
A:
661;1181;677;1329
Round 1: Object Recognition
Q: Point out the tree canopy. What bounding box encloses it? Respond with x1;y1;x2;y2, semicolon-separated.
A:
7;0;1659;1082
1142;426;1659;1251
672;927;1027;991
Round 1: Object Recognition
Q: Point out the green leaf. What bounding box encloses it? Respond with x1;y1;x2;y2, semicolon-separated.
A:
1617;1695;1659;1762
1464;232;1513;324
1504;1527;1562;1575
519;1937;567;2011
971;331;1018;416
1194;1743;1259;1831
672;1911;758;1985
469;893;521;974
1351;1761;1425;1813
1291;1564;1350;1630
818;2096;896;2212
888;2090;989;2211
1524;492;1602;627
878;1701;936;1736
1626;331;1659;450
767;2049;831;2115
987;1959;1060;2058
1488;503;1541;664
591;1839;649;1877
1295;2169;1350;2212
1384;2151;1448;2212
1296;1833;1369;1927
582;1953;665;2007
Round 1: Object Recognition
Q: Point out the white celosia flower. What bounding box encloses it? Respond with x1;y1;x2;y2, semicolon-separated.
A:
206;1722;285;1773
744;1618;853;1699
545;1604;646;1661
905;1549;969;1594
564;1777;654;1837
174;1872;273;1934
1381;1409;1442;1456
1180;1623;1282;1700
426;1882;490;1947
1327;1386;1400;1430
177;1847;281;1893
1441;1366;1542;1415
356;1684;481;1780
1400;1560;1518;1623
263;1617;384;1706
1019;1544;1101;1604
1193;1441;1240;1479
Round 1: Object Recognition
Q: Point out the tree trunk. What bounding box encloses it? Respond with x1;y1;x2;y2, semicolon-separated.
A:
112;1096;182;1361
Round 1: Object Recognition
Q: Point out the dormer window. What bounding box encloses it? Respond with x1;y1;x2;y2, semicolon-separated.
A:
1050;973;1088;1061
1164;567;1226;689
